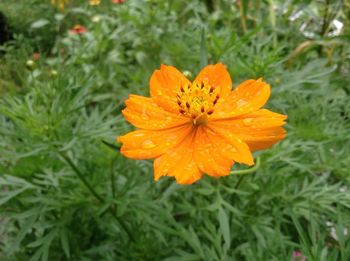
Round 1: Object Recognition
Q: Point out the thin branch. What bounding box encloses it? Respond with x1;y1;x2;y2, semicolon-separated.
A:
59;151;136;243
232;156;261;189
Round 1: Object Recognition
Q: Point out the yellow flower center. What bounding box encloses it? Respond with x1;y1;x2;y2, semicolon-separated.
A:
177;81;219;125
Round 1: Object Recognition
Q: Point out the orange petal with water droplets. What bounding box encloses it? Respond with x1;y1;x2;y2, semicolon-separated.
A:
206;124;254;166
211;79;270;119
122;94;190;130
150;64;191;113
154;131;202;184
194;63;232;99
118;123;193;160
194;126;233;177
211;109;287;151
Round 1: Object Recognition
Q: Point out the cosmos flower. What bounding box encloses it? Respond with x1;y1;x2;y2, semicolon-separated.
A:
112;0;125;4
89;0;101;6
51;0;70;11
118;64;287;184
292;251;306;261
31;53;41;61
69;25;87;34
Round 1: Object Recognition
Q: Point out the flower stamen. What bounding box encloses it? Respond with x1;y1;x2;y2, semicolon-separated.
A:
177;81;219;125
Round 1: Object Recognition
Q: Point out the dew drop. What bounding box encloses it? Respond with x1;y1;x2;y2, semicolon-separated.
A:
133;133;145;137
243;118;252;125
142;140;156;149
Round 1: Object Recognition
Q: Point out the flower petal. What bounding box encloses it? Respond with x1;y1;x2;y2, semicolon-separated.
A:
154;131;202;184
211;78;270;119
122;94;190;130
206;124;254;166
194;63;232;99
194;126;233;177
118;123;193;160
211;109;287;151
150;64;191;113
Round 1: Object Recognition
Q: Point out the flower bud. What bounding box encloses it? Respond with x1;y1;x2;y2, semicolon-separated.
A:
92;15;101;23
182;70;192;78
50;70;58;77
26;60;35;69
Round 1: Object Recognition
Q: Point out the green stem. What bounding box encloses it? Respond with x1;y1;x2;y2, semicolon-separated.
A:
59;152;135;242
268;0;277;48
231;156;261;189
60;152;104;202
321;0;331;37
230;156;261;176
239;0;248;33
110;159;116;199
234;175;245;190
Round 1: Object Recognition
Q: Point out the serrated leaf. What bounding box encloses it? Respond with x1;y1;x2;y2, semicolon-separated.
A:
0;175;34;206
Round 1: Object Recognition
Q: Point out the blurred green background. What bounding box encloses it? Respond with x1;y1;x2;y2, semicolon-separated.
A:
0;0;350;260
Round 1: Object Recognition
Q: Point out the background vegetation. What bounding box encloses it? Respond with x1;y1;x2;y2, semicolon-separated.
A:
0;0;349;260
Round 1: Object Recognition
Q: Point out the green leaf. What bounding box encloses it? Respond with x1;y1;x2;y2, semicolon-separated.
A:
241;0;249;18
200;28;208;68
60;229;70;259
10;214;38;254
218;207;231;250
0;175;35;206
30;19;50;29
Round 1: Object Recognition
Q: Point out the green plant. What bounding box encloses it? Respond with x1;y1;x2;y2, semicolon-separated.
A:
0;0;349;260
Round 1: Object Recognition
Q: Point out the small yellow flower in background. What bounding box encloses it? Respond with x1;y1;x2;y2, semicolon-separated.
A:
50;70;58;77
91;15;101;23
26;60;35;68
182;70;192;79
118;63;287;185
89;0;101;6
51;0;70;11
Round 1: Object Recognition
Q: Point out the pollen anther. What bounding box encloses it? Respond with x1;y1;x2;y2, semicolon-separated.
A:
176;81;219;124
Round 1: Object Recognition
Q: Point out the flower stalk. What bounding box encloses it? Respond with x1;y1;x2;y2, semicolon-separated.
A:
232;156;261;189
59;151;136;242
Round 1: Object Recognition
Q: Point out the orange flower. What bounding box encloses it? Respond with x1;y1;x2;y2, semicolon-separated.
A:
69;24;87;34
112;0;125;3
118;64;287;184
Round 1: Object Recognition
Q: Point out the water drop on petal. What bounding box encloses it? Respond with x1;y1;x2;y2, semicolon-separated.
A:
236;99;248;107
142;140;156;149
243;118;252;125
